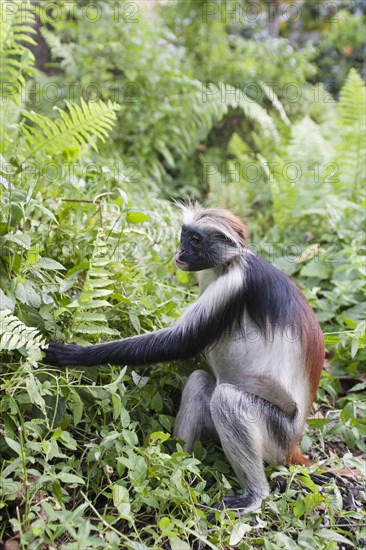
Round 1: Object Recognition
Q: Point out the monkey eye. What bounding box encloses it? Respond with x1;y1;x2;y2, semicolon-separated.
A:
190;235;202;246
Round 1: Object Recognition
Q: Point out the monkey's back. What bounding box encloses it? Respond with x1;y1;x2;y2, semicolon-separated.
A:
202;252;324;435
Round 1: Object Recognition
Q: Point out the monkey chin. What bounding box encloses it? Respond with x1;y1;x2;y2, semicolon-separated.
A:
174;257;189;271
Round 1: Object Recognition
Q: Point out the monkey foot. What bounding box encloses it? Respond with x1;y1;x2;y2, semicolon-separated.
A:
208;492;263;522
222;494;263;514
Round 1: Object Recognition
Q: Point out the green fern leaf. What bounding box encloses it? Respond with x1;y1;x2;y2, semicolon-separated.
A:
258;153;298;229
71;229;119;342
227;132;250;158
287;116;333;185
0;0;36;150
0;309;46;362
40;28;76;69
0;0;36;101
206;83;279;141
336;69;366;195
259;82;291;127
21;99;120;160
208;132;251;215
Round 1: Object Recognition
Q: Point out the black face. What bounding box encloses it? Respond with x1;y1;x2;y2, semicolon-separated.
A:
174;224;235;271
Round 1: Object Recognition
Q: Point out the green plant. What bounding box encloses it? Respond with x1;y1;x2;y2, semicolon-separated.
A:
21;99;120;161
1;2;365;548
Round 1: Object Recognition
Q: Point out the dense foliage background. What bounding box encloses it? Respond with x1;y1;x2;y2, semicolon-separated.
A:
0;1;365;548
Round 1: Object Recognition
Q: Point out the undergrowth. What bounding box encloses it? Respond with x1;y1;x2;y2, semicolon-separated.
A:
0;1;365;548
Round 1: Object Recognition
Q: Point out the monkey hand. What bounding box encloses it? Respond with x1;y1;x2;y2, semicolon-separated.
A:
43;342;84;367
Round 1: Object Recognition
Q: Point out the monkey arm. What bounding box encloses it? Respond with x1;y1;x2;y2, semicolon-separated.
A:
44;311;228;367
44;265;244;367
45;326;200;367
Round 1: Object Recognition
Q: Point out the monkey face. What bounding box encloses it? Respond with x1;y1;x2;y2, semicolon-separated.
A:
174;225;238;271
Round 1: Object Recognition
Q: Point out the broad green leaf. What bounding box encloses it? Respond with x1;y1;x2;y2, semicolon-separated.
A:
0;289;15;311
169;537;190;550
113;484;129;508
5;437;21;455
150;432;170;444
69;390;83;426
159;517;171;532
37;257;66;270
58;473;84;485
317;529;354;547
25;376;45;409
300;259;332;279
229;521;252;545
5;233;31;249
126;211;149;224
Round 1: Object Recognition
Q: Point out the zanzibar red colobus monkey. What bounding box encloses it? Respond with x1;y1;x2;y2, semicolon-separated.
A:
45;205;324;513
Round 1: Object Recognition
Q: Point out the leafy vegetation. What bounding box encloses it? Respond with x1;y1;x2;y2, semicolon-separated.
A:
0;1;365;548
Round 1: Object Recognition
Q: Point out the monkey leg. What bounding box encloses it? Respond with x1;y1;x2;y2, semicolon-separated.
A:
174;370;216;452
210;383;295;514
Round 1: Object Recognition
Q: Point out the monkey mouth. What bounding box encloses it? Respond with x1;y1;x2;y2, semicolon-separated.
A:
174;257;189;270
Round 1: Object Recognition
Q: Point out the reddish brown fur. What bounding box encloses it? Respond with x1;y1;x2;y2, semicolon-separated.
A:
305;317;325;404
198;208;248;245
286;444;313;467
296;296;325;404
285;278;325;408
287;289;324;467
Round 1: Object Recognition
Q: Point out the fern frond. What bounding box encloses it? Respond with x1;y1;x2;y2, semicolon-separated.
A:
133;78;278;184
338;69;366;127
227;132;250;158
265;117;333;225
71;229;119;342
0;0;36;102
21;99;120;160
0;0;36;150
205;83;279;141
286;116;333;179
259;82;291;126
258;153;298;229
208;132;264;217
336;69;366;195
0;309;46;362
40;27;76;69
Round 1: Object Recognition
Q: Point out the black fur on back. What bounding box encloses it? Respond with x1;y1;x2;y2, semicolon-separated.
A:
239;251;312;339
